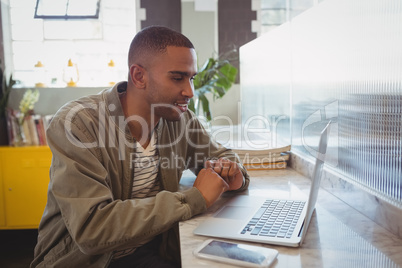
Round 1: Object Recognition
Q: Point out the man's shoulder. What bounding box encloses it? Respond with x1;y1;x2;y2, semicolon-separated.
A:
47;93;108;135
54;89;109;121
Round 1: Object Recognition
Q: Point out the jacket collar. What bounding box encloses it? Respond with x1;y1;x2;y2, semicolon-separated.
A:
103;81;164;142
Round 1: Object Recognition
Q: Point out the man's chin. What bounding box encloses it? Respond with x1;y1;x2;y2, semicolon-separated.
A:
162;111;185;122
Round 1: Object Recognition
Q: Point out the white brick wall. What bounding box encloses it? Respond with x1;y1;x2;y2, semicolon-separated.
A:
6;0;137;87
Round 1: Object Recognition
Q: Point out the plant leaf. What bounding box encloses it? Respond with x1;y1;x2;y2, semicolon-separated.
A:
188;98;195;114
199;94;211;121
193;51;238;121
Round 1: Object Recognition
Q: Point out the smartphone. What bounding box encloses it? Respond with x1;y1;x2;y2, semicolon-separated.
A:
193;239;278;268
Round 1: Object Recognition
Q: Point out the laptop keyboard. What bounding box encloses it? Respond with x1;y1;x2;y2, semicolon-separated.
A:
240;199;306;238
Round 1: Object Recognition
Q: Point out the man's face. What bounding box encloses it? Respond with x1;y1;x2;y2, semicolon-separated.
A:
146;46;197;122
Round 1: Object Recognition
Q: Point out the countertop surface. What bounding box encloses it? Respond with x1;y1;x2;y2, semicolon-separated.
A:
179;168;402;267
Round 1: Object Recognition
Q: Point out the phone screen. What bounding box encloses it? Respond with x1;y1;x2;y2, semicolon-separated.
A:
198;240;275;265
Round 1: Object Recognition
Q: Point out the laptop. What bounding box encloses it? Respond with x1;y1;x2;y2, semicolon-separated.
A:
193;121;330;247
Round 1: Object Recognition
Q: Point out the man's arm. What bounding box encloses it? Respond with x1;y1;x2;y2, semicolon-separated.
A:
44;109;207;256
192;168;229;208
184;111;250;192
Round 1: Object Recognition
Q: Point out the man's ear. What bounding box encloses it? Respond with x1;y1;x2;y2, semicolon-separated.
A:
129;64;146;89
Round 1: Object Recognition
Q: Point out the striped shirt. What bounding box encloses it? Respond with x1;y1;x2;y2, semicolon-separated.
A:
131;132;161;198
113;132;161;259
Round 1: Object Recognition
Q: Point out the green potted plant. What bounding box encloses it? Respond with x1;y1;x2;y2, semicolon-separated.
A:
189;49;238;121
0;65;16;145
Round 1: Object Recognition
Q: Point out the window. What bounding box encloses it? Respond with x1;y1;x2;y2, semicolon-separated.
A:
34;0;101;20
260;0;318;34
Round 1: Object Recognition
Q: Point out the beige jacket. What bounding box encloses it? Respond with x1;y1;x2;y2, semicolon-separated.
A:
31;82;249;267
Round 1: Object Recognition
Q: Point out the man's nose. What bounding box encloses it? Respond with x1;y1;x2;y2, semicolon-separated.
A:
182;80;194;99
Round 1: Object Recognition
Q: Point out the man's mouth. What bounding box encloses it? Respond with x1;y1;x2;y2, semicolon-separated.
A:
175;103;188;112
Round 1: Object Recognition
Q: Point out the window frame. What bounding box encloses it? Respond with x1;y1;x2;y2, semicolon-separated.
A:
34;0;101;20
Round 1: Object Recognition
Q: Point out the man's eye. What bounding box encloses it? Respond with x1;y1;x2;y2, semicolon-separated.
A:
173;77;183;81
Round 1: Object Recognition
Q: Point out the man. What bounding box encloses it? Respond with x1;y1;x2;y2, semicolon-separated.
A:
31;26;249;267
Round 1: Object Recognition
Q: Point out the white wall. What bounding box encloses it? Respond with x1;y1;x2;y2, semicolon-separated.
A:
3;0;136;88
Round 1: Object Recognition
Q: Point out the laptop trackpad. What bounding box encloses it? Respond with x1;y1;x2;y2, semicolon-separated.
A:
214;206;252;220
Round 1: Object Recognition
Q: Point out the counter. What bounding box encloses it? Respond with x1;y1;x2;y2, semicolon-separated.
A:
179;169;402;267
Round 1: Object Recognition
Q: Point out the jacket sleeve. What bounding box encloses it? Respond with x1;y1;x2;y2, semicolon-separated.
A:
185;111;250;192
46;110;206;256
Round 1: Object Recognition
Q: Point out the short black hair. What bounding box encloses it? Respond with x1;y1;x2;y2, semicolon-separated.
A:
128;26;194;66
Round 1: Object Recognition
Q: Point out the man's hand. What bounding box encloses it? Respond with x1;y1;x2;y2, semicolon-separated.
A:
193;168;229;208
205;158;244;191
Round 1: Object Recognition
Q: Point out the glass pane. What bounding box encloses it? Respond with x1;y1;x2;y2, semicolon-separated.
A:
36;0;67;16
289;0;315;10
35;0;100;18
261;9;287;25
67;0;99;16
240;23;292;148
245;0;402;203
261;0;287;9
